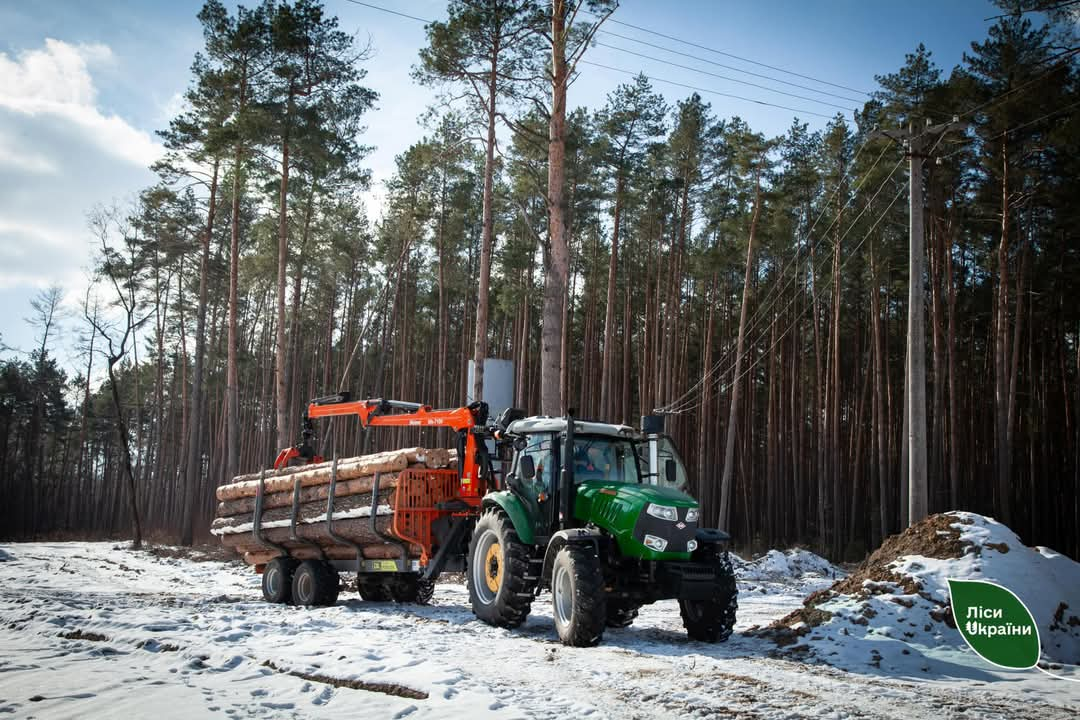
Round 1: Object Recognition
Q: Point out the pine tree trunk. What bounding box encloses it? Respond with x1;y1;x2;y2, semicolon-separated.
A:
275;92;295;452
719;171;762;530
182;158;219;545
540;0;569;417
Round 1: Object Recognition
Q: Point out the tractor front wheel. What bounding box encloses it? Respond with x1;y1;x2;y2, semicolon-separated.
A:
679;550;738;642
467;509;533;628
550;544;607;647
262;557;299;604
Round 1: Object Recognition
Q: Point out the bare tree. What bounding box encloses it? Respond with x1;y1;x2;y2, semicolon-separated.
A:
86;206;148;549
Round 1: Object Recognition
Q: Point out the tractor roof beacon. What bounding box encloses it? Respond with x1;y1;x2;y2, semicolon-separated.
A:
257;395;737;647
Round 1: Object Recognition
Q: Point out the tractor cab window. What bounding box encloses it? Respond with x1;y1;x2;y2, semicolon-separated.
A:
571;436;642;485
516;434;556;491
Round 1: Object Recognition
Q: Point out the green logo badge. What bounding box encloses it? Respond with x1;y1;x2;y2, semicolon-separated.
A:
947;578;1040;670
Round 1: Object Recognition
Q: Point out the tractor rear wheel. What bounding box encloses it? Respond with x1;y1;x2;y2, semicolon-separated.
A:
467;508;533;628
605;600;641;628
551;544;607;647
292;560;340;607
679;549;738;642
262;557;299;604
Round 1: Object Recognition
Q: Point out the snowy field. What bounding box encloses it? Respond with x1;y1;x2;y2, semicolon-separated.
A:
0;542;1076;719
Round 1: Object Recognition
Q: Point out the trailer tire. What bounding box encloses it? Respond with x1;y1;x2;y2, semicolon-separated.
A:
679;550;738;642
262;557;300;604
292;560;340;607
551;544;607;647
605;600;641;628
467;508;533;628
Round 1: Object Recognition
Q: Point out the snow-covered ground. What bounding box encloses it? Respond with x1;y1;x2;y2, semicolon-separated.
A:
0;542;1076;719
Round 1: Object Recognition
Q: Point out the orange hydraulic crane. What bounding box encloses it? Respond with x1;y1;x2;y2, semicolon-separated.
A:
274;393;497;506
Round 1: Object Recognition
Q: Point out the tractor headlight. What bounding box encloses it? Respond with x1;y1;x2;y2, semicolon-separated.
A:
687;539;698;552
646;503;678;521
685;507;699;523
643;534;668;552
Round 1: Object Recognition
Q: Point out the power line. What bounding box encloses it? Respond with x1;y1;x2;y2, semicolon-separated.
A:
595;14;873;97
984;0;1080;21
658;135;886;412
341;0;432;24
663;154;907;414
599;29;865;104
594;41;857;112
581;60;840;121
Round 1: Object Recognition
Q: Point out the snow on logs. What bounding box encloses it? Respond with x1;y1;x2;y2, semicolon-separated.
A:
212;447;454;565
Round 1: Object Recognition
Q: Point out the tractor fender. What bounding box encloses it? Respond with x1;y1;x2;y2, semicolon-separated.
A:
481;491;535;545
540;527;604;584
696;528;731;545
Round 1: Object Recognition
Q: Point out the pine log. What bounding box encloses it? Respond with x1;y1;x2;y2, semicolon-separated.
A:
216;474;401;517
216;448;457;502
216;515;403;549
225;447;451;487
212;490;395;532
216;453;409;501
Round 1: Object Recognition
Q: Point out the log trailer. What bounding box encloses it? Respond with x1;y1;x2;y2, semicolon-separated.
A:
249;393;738;647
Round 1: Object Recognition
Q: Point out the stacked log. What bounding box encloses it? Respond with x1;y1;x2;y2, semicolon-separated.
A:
212;447;454;566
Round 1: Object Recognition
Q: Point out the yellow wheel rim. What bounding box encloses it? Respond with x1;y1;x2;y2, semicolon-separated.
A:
484;541;503;594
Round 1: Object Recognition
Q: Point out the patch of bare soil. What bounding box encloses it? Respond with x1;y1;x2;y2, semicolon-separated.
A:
143;544;238;563
60;629;108;641
262;659;428;699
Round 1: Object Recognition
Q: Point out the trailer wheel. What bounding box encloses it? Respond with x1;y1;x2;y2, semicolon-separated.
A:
262;557;300;604
605;600;641;628
292;560;340;607
551;544;607;647
467;508;533;628
679;550;738;642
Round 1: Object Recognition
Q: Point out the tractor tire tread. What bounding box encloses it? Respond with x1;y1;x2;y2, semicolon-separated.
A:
552;544;607;647
679;549;738;642
468;508;535;628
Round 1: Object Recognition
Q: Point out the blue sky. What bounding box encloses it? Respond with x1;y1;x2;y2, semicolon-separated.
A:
0;0;1003;369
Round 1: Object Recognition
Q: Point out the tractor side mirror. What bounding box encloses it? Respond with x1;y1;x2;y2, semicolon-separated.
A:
665;458;677;486
519;454;536;481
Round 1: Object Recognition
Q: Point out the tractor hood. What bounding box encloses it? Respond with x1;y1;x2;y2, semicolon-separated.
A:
574;481;699;560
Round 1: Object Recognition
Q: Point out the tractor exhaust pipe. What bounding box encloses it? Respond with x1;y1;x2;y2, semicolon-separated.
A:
561;409;576;527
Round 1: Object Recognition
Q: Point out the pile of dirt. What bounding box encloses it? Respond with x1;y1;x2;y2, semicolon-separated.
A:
757;512;1080;669
810;513;972;604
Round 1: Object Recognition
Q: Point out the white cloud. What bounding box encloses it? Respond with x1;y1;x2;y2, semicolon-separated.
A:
0;38;159;352
0;38;160;167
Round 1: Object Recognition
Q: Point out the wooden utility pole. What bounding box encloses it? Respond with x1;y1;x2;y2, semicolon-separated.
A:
872;118;966;528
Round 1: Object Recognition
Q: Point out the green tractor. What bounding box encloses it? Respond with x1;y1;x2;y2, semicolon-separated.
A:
469;413;738;647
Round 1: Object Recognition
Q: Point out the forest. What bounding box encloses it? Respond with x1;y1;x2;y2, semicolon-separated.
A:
0;0;1077;562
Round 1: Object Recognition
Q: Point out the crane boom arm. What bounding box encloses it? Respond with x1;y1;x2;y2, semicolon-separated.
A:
275;394;492;502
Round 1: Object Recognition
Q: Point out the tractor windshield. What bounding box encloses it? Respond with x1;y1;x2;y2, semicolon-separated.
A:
571;436;643;484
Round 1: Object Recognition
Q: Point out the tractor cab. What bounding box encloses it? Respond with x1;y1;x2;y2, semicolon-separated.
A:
472;411;738;647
